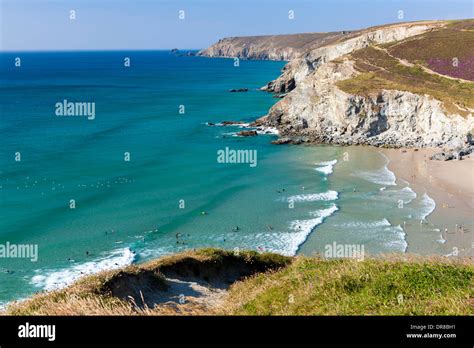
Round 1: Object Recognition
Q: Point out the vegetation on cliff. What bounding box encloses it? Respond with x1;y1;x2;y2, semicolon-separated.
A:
6;249;473;316
336;20;474;118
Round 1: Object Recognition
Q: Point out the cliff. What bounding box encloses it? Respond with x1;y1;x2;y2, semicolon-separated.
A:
5;249;473;315
203;20;474;149
197;31;351;61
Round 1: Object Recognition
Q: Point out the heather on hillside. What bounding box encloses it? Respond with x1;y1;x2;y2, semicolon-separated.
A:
386;20;474;81
426;57;474;81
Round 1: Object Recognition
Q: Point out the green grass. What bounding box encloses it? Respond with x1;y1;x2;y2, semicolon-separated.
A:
226;256;474;315
5;249;291;316
336;45;474;117
5;249;473;316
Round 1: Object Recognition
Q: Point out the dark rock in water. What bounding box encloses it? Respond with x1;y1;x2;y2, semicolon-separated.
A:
173;50;196;57
249;119;265;127
229;88;249;92
271;137;293;145
271;136;310;145
221;120;243;125
238;130;258;137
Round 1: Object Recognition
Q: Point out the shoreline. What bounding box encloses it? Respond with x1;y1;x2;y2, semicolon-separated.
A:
382;148;473;257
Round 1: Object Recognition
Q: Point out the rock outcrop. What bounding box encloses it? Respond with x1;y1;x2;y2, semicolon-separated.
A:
201;20;474;149
198;32;351;61
262;21;445;93
264;58;474;148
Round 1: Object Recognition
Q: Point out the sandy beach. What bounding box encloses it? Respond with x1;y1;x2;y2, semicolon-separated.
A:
383;148;474;257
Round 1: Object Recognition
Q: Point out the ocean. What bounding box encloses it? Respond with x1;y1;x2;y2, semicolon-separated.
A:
0;51;443;305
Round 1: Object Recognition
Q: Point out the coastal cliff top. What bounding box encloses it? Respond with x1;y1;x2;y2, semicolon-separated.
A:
198;31;352;60
197;20;451;61
5;248;473;316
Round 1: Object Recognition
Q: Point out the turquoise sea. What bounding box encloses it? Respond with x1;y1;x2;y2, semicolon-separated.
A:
0;51;444;305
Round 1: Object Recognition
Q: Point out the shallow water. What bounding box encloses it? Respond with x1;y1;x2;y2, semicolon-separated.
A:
0;51;444;305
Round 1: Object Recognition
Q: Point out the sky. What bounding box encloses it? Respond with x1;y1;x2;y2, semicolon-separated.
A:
0;0;473;51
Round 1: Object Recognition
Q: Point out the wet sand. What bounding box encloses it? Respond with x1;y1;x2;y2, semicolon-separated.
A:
383;148;473;257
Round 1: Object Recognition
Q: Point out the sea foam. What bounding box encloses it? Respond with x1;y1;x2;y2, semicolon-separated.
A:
417;193;436;220
31;247;136;291
284;203;339;255
356;165;397;186
384;225;408;252
286;190;339;202
224;204;340;256
315;159;338;175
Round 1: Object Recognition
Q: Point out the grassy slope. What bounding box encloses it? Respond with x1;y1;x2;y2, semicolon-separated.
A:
226;256;474;315
386;21;474;81
6;249;291;316
336;20;474;117
6;249;474;316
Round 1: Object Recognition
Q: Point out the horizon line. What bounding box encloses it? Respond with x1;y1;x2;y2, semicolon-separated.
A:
0;18;470;53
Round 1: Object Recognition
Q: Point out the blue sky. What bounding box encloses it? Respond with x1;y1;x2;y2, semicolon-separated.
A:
1;0;472;51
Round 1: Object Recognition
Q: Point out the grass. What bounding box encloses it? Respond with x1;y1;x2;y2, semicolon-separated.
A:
5;248;291;316
386;20;474;81
225;256;474;315
4;249;473;316
336;45;474;117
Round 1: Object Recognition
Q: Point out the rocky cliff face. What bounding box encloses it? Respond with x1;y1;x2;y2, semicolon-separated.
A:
262;21;445;93
202;20;474;149
261;21;474;148
264;59;474;148
198;32;350;61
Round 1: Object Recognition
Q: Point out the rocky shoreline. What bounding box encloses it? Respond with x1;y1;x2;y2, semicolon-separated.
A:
201;20;474;155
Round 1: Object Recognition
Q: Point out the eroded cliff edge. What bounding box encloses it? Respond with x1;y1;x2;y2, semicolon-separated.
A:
201;20;474;149
197;31;351;61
